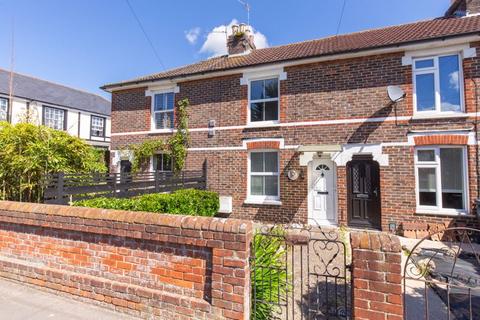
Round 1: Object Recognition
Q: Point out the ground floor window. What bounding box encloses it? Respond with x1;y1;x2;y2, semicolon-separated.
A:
415;146;467;213
0;98;8;121
152;153;172;172
248;151;279;201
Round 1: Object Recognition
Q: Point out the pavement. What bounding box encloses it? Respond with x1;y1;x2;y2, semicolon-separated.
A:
0;278;139;320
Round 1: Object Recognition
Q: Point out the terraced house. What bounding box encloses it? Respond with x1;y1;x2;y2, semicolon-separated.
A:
103;0;480;231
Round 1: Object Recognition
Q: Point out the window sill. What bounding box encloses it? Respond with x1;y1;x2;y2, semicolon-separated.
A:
411;112;468;120
245;121;280;129
148;129;175;134
244;199;282;206
415;209;470;217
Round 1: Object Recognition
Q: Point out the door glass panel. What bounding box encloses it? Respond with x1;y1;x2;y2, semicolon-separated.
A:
418;167;437;206
439;55;461;112
416;73;436;112
440;148;464;209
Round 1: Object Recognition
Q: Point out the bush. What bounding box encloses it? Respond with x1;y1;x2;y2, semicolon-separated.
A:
0;122;106;202
251;228;289;320
74;189;219;217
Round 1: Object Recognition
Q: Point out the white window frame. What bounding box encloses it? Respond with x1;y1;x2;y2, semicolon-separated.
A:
247;76;280;126
412;53;465;116
0;97;8;122
150;153;173;172
246;150;281;205
150;90;175;132
414;146;469;215
43;105;66;131
90;115;105;137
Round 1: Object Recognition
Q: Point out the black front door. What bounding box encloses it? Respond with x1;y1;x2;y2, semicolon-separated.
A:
347;158;381;229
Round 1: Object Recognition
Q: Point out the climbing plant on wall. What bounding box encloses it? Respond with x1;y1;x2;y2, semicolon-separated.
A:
131;98;190;174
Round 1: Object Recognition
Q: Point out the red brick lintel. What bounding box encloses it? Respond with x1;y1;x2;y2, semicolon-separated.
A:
246;141;280;150
414;134;468;146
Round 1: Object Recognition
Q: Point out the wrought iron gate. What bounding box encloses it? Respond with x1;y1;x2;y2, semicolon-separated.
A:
250;225;352;320
403;227;480;320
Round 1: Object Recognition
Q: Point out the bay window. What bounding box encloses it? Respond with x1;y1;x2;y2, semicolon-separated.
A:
248;151;280;202
249;78;279;123
415;146;467;214
413;54;463;114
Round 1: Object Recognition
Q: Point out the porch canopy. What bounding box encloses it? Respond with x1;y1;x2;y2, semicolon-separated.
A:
297;144;342;166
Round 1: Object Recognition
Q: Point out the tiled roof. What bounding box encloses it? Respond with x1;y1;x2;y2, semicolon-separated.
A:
102;15;480;90
0;69;111;116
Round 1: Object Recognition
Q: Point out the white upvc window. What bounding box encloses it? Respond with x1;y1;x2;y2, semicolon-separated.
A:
43;106;66;131
152;92;174;130
91;115;105;137
248;77;279;124
247;151;280;203
0;98;8;121
152;153;172;172
415;146;468;214
413;54;464;115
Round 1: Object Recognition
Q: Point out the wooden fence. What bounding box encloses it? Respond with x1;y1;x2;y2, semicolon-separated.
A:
44;167;207;205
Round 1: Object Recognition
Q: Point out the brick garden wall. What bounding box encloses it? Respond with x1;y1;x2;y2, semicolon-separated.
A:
0;201;252;320
350;231;403;320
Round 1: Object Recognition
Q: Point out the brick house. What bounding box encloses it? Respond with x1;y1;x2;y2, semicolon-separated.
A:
102;0;480;231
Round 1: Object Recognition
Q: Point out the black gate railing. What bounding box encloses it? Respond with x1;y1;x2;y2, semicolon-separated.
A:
43;169;206;205
250;224;352;320
403;227;480;320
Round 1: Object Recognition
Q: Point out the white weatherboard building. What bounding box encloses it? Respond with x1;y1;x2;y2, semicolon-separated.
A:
0;69;111;148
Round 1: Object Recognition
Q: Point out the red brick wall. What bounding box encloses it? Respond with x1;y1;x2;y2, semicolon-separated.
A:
350;231;403;320
0;201;252;320
110;42;480;230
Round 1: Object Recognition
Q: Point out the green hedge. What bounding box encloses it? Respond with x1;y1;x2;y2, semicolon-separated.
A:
73;189;219;217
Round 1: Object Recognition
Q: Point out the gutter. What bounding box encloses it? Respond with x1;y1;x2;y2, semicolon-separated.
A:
101;31;480;92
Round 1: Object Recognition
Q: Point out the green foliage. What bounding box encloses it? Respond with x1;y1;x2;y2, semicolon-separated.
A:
74;189;219;217
0;122;106;202
131;98;190;174
251;228;288;320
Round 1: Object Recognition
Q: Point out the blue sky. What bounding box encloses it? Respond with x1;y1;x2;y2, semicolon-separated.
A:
0;0;451;99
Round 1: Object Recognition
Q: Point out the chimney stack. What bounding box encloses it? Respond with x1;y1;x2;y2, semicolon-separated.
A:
227;23;256;56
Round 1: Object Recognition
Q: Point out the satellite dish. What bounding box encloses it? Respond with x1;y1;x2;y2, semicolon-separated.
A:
387;86;406;103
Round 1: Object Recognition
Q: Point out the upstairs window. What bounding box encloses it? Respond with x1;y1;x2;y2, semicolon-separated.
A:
249;151;279;200
43;106;66;131
249;78;279;123
413;54;463;114
91;116;105;137
153;92;174;129
0;98;8;121
153;153;172;172
415;146;467;214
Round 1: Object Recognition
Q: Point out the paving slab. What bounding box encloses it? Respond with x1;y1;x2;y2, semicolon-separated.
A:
0;277;139;320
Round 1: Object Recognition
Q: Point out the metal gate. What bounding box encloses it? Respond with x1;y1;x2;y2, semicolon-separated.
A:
403;227;480;320
250;225;352;320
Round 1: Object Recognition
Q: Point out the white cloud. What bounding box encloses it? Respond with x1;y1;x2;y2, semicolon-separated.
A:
449;71;459;91
200;19;269;57
185;27;201;45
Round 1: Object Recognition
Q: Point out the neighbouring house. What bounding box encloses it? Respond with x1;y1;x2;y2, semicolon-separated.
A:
0;69;111;150
102;0;480;231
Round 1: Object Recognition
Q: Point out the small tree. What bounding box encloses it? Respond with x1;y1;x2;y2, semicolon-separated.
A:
0;122;106;202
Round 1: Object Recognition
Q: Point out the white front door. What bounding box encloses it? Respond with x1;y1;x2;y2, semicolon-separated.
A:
309;159;337;225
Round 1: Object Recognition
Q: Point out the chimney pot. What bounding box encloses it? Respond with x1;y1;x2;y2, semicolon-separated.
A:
227;22;256;55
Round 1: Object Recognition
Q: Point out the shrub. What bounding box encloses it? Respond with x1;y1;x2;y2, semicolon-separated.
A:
74;189;219;217
251;228;289;320
0;122;106;202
